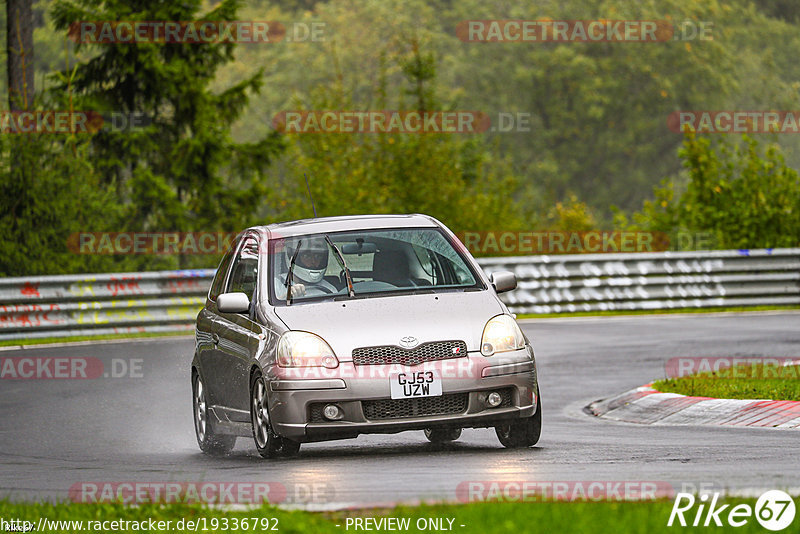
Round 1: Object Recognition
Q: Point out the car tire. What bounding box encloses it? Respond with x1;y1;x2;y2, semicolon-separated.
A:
495;387;542;448
193;371;236;456
424;428;462;443
250;371;301;459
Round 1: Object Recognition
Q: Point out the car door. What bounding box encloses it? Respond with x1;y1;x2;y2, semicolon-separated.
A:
213;232;264;421
196;237;238;408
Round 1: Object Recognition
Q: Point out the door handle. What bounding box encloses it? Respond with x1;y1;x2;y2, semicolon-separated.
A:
212;333;220;345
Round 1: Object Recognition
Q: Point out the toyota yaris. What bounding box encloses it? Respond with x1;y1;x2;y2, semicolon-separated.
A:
191;214;540;458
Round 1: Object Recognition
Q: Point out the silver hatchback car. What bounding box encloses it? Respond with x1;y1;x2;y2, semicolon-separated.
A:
191;214;540;458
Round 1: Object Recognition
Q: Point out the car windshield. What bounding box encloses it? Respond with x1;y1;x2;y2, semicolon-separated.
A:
269;227;482;304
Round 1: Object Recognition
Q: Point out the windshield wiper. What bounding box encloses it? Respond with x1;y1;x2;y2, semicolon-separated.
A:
325;235;355;298
285;239;302;305
333;286;437;301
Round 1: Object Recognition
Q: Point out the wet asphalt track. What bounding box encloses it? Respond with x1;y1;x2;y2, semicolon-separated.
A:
1;312;798;508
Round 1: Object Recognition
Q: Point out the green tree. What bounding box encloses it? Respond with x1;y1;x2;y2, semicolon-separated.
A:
544;194;597;232
223;0;784;219
0;131;129;276
273;32;526;239
625;131;800;250
50;0;284;267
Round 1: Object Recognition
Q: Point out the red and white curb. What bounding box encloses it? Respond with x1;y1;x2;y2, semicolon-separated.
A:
587;385;800;429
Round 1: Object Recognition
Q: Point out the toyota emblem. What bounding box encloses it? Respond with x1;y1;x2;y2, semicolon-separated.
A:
399;336;419;348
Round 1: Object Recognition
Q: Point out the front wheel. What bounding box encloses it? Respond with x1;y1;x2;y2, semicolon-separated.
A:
495;387;542;448
250;371;301;458
193;372;236;456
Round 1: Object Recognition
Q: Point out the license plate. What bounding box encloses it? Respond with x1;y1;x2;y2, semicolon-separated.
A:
390;370;442;399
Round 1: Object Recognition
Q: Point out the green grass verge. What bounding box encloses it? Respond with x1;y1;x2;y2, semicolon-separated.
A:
653;363;800;401
517;304;800;319
1;498;795;534
0;330;192;348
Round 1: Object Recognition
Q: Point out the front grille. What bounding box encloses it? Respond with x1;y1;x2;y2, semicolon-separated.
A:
352;340;467;366
362;393;468;421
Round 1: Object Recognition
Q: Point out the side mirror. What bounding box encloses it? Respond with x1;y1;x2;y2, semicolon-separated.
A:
489;271;517;294
217;292;250;314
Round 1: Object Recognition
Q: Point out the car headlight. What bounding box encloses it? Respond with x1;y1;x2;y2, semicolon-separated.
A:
277;331;339;368
481;315;525;356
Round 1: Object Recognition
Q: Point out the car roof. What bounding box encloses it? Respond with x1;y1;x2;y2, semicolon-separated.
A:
253;214;440;239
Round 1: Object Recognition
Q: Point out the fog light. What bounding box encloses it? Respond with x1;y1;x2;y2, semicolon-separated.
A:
323;404;342;420
487;391;503;407
481;342;495;356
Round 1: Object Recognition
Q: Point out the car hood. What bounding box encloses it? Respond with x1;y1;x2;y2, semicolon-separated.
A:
272;290;504;361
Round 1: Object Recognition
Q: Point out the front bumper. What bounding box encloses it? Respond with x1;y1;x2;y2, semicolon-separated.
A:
266;348;538;442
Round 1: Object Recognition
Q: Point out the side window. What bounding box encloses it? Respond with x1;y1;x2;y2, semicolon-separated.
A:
226;235;260;301
208;244;237;301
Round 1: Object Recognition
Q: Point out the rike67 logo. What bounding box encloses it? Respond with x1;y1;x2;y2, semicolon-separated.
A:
668;490;796;531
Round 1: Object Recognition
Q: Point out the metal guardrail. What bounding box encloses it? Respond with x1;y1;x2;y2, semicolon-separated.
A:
0;270;214;341
481;248;800;314
0;249;797;341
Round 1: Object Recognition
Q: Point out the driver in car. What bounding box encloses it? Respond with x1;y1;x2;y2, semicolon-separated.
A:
277;237;338;299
